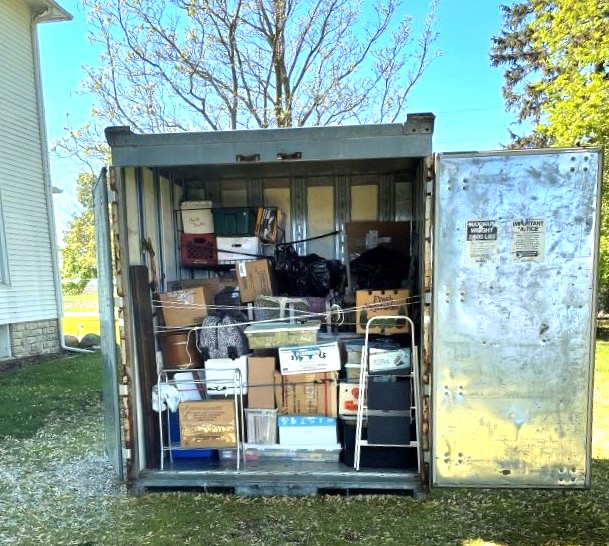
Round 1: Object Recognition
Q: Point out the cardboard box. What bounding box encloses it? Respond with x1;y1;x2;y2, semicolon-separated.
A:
355;289;411;335
217;236;261;263
179;399;236;448
180;200;214;234
169;276;237;296
274;371;337;417
278;416;337;446
204;355;248;395
236;259;274;303
247;356;276;409
159;287;214;327
338;382;363;416
278;341;341;375
345;221;411;259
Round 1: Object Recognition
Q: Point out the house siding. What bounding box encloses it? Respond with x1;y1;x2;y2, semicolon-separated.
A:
0;0;60;329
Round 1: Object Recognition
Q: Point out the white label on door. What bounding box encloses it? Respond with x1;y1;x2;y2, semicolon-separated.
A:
466;220;498;263
511;218;545;262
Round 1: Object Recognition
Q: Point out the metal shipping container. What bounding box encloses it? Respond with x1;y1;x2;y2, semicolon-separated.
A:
94;114;602;495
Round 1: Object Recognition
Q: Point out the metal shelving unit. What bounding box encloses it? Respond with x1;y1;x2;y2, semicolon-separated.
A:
157;367;246;470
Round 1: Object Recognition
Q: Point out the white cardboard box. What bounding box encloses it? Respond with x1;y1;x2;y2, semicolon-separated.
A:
277;416;337;446
204;355;248;395
278;341;341;375
217;236;261;263
338;382;362;416
181;201;214;234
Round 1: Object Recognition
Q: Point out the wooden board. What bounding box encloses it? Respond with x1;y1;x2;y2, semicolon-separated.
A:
130;265;160;468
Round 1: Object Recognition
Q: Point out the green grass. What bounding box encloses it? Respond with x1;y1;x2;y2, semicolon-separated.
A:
0;353;102;439
63;293;99;313
1;344;608;545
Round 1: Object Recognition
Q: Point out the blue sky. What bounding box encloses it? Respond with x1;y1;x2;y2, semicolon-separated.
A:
38;0;519;234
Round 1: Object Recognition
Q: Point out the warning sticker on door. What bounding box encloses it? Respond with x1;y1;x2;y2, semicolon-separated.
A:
466;220;498;263
511;218;545;262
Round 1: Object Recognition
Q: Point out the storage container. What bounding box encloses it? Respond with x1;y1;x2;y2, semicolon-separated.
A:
368;377;411;411
99;118;600;495
180;233;217;267
245;408;277;444
244;321;320;349
217;236;261;263
158;330;200;369
254;295;309;322
367;413;411;445
219;444;341;463
278;416;338;446
180;200;214;234
345;338;400;365
204;356;249;395
278;341;342;375
212;207;256;236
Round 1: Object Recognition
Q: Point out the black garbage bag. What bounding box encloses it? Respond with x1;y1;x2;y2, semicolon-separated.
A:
350;245;409;290
303;253;331;297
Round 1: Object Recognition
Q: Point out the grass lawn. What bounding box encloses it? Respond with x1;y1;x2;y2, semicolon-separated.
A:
0;345;608;545
62;292;101;337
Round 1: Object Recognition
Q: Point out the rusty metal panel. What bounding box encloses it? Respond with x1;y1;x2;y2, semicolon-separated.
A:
432;148;601;488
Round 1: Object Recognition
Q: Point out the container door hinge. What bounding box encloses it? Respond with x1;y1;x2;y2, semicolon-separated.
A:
122;448;132;461
424;292;432;305
118;384;129;397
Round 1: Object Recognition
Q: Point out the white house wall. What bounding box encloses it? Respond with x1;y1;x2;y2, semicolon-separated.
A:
0;0;59;325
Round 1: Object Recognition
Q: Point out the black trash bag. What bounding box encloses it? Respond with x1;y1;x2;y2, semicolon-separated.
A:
350;245;409;290
275;244;307;296
303;253;331;297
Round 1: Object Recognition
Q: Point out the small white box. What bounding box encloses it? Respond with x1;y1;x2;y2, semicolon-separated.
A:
204;355;248;395
181;201;214;234
278;341;341;375
338;382;362;416
369;348;411;373
217;236;260;263
277;416;337;446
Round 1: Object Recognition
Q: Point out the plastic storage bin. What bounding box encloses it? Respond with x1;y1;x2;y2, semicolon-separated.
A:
212;207;256;236
245;408;277;444
253;295;310;322
217;236;261;263
180;233;217;267
244;322;320;349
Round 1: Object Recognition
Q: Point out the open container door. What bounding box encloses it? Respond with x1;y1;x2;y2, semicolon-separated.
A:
431;148;602;488
93;167;123;479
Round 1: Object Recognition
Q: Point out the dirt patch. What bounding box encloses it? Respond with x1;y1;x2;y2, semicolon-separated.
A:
0;351;73;372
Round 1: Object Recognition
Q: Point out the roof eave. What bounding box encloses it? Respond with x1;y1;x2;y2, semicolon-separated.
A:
27;0;73;23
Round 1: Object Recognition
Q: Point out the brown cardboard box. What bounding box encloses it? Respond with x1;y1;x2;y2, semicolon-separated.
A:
247;356;276;409
338;382;362;416
179;399;236;448
355;288;411;335
158;287;214;327
345;221;411;259
236;259;274;303
167;276;236;296
273;371;337;417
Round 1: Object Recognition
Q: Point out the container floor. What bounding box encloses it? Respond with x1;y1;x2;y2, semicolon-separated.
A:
136;458;423;496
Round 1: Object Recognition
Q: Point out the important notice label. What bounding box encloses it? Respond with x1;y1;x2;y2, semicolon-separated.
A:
511;218;545;262
466;220;498;263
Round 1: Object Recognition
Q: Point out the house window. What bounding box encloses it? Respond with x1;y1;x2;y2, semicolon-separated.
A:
0;188;9;284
